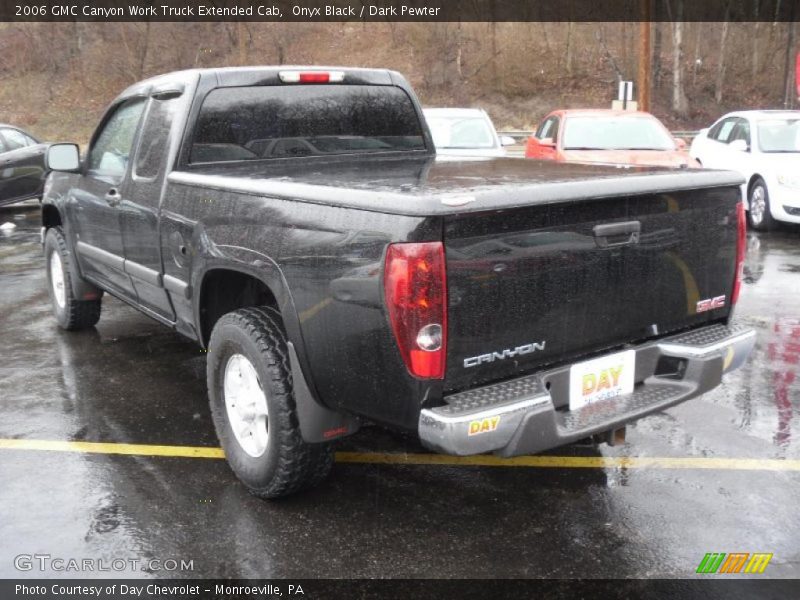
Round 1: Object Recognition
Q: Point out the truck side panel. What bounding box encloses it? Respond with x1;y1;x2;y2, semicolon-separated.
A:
159;182;442;430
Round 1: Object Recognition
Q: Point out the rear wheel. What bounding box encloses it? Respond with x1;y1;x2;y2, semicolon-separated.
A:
748;178;776;231
44;227;102;330
207;306;333;499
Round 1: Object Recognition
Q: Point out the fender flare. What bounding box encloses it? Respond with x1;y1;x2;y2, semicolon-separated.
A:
41;203;102;300
193;258;360;443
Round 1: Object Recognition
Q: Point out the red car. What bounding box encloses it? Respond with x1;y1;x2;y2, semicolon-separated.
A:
525;109;698;168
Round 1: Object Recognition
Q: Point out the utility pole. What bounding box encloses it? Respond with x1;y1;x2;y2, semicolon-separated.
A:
638;0;652;112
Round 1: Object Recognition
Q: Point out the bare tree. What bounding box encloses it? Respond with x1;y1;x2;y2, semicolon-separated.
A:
783;11;798;108
138;21;151;79
716;8;731;104
565;18;575;76
668;0;689;117
752;0;761;80
596;26;625;81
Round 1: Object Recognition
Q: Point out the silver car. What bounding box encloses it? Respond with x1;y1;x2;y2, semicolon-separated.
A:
423;108;515;157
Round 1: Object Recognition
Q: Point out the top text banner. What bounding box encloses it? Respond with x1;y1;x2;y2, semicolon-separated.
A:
3;0;799;22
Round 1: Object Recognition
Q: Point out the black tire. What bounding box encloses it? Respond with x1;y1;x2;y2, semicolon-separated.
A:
748;177;776;231
44;227;102;330
207;306;333;499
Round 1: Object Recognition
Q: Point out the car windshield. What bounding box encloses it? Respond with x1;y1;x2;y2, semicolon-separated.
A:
562;116;675;151
426;115;497;149
757;119;800;153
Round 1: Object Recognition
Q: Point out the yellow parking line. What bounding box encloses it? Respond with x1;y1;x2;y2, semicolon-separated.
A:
0;438;224;459
1;438;799;471
335;452;800;471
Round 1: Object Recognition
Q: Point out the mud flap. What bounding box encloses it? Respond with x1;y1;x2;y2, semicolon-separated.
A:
287;341;360;443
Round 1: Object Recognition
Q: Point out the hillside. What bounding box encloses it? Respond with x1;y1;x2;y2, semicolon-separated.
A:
0;21;796;143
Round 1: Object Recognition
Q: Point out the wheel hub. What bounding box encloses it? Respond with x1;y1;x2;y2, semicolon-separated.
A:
223;353;269;457
50;250;66;309
750;186;766;225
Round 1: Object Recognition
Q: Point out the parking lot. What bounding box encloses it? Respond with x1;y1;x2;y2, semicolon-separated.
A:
0;202;798;580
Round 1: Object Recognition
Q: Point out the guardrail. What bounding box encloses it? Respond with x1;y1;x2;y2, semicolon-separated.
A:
672;130;701;141
498;130;701;142
497;131;535;143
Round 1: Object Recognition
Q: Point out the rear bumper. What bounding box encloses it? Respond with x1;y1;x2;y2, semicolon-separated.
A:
419;323;755;457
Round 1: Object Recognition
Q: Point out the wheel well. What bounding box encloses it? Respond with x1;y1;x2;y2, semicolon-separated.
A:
199;269;278;347
747;174;764;196
42;205;62;229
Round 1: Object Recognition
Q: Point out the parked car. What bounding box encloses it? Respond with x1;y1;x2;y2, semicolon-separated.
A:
0;124;49;207
42;67;753;498
525;109;698;168
690;110;800;230
423;108;515;157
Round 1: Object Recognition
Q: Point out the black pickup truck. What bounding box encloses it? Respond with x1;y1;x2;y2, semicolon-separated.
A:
41;67;755;498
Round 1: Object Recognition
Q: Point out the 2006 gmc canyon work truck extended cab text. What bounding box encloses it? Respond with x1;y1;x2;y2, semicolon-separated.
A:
41;67;755;498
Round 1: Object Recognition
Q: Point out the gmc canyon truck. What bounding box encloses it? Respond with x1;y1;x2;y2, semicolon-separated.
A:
41;67;755;498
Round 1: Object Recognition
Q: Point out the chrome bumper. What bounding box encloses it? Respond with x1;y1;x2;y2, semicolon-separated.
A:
419;323;756;457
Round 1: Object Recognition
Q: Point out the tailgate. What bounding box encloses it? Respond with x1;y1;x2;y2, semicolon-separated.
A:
443;187;740;392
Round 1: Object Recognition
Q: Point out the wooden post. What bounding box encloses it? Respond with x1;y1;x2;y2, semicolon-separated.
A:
637;1;652;112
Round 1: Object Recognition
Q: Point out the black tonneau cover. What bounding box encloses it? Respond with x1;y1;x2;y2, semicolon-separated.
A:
169;156;744;217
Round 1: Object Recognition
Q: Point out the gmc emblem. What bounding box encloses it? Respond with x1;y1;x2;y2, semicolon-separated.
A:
697;295;726;313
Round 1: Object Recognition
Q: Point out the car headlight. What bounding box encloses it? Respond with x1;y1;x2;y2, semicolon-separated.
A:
777;173;800;188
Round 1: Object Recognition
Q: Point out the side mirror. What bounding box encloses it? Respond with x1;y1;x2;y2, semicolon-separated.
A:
46;143;81;172
538;137;556;148
729;139;749;152
500;135;516;147
674;138;687;150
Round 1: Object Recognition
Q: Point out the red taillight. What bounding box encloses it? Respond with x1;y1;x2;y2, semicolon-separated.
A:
299;72;330;83
731;201;746;305
384;242;447;379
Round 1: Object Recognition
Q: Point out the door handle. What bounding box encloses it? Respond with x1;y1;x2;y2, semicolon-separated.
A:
104;188;121;207
593;221;641;248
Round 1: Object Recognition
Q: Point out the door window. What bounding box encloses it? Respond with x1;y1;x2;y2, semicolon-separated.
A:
730;119;751;146
1;129;31;150
709;118;737;143
134;97;179;179
536;116;560;141
88;99;146;182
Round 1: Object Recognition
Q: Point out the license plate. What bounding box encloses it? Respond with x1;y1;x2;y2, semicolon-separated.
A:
568;350;635;411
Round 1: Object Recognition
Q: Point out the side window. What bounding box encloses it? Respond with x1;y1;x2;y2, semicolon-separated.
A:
2;129;30;150
134;97;179;180
731;119;751;146
536;116;559;141
712;118;737;143
88;99;146;181
271;138;313;157
0;136;7;153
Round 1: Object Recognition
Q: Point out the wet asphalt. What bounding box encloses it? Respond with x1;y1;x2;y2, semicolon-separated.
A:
0;203;799;581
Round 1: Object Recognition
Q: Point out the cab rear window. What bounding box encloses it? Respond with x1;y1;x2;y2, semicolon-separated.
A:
191;85;426;163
